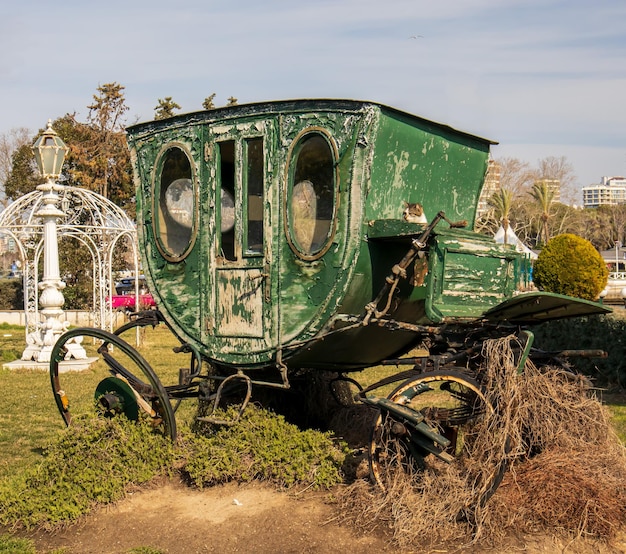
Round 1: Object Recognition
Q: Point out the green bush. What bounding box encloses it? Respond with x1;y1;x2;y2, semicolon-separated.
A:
0;535;35;553
182;405;347;489
0;279;23;310
533;234;608;301
0;418;174;529
0;405;347;530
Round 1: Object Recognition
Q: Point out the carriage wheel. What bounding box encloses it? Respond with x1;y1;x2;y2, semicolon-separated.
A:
368;370;507;507
50;327;177;440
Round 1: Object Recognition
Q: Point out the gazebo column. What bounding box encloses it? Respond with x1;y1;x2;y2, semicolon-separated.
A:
20;122;86;363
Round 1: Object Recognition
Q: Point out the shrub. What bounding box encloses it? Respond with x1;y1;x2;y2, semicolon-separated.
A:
0;535;35;553
182;405;347;490
0;417;174;529
533;233;608;300
532;314;626;387
0;279;23;310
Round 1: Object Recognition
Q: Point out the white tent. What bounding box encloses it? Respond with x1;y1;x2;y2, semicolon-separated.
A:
494;224;538;260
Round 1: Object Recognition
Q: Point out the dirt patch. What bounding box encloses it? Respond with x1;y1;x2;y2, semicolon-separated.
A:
23;479;391;554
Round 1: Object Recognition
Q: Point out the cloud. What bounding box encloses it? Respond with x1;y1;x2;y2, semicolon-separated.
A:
1;0;625;190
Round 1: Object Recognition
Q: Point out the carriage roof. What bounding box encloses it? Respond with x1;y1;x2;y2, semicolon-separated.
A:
127;98;497;146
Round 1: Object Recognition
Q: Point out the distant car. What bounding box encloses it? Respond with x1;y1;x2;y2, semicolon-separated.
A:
115;276;148;295
108;293;156;311
108;276;155;311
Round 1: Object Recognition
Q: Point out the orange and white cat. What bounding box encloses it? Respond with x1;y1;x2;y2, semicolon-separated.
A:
402;202;428;224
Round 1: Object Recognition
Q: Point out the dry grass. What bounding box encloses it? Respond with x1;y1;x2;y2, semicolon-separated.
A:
335;335;626;550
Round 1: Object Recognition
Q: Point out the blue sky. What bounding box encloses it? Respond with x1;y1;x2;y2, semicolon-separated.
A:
1;0;625;196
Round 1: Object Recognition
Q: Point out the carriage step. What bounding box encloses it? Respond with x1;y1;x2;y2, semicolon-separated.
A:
196;373;252;427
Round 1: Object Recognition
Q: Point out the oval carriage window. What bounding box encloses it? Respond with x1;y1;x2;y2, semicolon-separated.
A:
155;146;196;260
288;132;337;258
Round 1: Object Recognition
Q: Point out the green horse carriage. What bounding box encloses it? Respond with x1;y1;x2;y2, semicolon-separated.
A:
50;99;608;499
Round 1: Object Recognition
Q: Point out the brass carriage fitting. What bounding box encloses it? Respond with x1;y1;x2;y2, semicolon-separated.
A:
57;390;69;411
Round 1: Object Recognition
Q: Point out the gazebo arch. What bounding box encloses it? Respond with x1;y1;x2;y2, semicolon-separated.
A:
0;185;139;347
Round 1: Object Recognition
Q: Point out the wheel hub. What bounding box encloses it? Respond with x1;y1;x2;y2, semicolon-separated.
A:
95;377;139;421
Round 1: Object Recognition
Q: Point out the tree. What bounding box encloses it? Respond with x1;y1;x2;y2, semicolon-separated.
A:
52;117;133;213
0;127;30;189
582;204;626;251
2;84;135;309
48;82;134;205
154;97;181;120
475;157;537;246
4;83;134;212
202;93;216;110
549;203;584;238
529;180;556;246
88;83;128;134
497;157;534;197
534;156;577;204
479;155;613;250
488;188;513;243
3;142;42;199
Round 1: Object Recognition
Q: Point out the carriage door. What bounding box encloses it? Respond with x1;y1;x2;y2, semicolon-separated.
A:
205;124;274;353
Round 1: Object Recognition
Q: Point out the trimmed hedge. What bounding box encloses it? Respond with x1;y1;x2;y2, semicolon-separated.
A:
533;234;608;301
532;315;626;388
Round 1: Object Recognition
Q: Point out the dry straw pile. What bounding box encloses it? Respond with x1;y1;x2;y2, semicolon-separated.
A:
336;336;626;550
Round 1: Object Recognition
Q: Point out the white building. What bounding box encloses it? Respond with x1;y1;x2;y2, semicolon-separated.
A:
582;176;626;208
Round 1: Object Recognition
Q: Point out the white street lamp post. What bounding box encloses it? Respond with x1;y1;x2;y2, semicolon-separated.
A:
21;121;86;363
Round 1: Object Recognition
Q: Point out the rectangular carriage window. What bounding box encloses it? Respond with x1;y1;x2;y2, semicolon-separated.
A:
245;138;264;255
218;141;236;261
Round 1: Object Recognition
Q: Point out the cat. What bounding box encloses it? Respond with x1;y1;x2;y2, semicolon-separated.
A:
402;201;428;224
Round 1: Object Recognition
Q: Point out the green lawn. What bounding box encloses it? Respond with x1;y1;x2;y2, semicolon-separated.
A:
0;323;187;479
604;392;626;443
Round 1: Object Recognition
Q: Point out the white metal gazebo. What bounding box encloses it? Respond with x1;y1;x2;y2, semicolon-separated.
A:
0;185;139;351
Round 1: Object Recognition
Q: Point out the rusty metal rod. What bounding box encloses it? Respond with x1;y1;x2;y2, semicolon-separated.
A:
530;349;608;359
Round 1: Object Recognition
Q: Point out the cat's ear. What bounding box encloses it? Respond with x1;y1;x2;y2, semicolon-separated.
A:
403;201;409;208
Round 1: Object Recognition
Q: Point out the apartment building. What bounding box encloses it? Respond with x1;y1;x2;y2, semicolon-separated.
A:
582;176;626;208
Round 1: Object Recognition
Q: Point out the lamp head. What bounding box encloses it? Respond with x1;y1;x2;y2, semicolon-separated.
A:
32;120;68;180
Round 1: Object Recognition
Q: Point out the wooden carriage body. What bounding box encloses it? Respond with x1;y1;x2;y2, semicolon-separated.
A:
126;100;559;371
